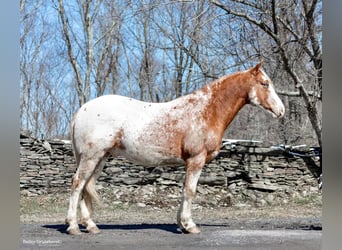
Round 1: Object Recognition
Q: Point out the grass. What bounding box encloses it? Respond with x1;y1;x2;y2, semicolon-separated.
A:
294;193;322;206
20;193;69;223
20;189;322;224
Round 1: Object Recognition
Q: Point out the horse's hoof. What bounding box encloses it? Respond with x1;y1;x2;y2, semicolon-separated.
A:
67;227;82;235
88;226;101;234
180;226;201;234
188;226;201;234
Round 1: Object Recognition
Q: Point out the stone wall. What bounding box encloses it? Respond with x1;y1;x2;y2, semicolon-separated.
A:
19;133;321;203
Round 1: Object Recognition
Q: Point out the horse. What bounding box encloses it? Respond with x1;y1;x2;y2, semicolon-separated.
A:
65;61;285;235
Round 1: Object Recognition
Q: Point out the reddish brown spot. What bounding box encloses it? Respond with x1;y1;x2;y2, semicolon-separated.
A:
88;142;93;149
187;98;196;104
71;175;80;190
112;128;125;150
171;120;178;126
118;142;126;150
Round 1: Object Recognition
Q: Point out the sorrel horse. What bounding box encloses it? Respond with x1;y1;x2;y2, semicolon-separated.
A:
65;62;285;235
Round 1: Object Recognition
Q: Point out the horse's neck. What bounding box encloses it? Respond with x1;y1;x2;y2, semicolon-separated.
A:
202;74;249;134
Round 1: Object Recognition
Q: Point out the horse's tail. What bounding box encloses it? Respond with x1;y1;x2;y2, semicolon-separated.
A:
70;111;80;165
83;176;103;210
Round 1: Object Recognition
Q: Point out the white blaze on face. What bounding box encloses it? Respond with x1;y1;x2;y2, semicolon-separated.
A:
249;70;285;118
261;70;285;118
267;83;285;118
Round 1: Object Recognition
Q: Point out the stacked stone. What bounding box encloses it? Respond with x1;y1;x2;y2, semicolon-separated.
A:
19;133;321;203
20;134;74;195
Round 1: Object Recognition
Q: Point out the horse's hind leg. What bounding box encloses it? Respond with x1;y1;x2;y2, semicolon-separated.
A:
80;159;106;234
65;153;105;235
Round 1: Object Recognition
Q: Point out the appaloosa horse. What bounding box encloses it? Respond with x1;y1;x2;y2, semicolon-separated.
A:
66;62;285;235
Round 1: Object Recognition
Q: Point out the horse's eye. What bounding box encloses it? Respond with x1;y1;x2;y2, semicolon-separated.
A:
261;82;269;88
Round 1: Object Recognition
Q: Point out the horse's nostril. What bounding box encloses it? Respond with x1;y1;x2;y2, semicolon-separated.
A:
279;108;285;118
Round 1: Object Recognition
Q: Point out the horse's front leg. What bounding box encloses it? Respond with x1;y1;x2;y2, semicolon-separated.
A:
177;151;206;234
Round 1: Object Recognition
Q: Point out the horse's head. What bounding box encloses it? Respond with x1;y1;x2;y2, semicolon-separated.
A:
247;62;285;118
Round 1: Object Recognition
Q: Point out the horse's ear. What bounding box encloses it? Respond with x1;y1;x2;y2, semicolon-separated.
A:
251;61;263;75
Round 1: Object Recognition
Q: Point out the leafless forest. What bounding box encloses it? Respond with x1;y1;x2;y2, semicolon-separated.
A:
20;0;322;146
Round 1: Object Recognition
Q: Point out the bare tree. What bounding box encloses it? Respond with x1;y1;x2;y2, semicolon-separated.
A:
57;0;86;107
153;1;196;98
94;1;123;96
122;0;159;101
153;0;225;99
210;0;322;146
57;0;124;106
20;0;321;144
20;0;71;138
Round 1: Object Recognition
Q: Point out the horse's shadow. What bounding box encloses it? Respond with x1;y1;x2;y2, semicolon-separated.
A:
43;223;181;235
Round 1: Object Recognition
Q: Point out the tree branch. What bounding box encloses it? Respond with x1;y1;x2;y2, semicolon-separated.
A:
277;90;321;100
58;0;84;107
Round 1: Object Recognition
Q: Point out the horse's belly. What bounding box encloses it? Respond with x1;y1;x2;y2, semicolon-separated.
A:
111;144;185;167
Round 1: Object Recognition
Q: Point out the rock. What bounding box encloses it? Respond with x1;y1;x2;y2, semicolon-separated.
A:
50;180;65;185
137;202;146;208
166;194;178;199
265;193;275;203
247;192;257;202
105;167;123;175
228;183;236;191
39;169;59;175
196;186;208;195
122;178;142;185
20;189;31;196
234;203;251;208
227;171;237;178
199;175;226;186
256;199;267;207
112;201;123;206
248;182;279;192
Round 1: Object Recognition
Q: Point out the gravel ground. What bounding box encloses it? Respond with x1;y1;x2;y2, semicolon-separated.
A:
20;187;322;249
21;217;321;250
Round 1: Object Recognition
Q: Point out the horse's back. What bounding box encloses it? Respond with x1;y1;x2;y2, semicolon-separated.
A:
78;94;149;116
72;95;171;155
74;95;160;127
